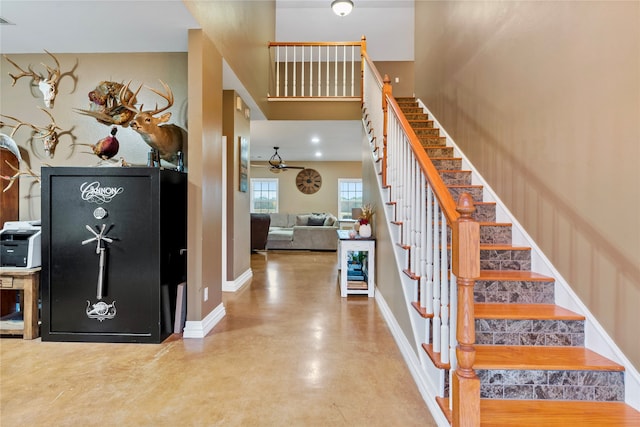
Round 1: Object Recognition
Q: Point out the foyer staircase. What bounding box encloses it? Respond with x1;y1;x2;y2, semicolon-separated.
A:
388;97;640;426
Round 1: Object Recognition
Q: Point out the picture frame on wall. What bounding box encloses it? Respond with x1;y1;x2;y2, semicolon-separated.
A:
239;136;248;192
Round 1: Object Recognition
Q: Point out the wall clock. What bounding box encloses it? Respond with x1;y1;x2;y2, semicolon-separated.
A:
296;168;322;194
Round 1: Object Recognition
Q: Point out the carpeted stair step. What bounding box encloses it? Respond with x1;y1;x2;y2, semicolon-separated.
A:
400;106;425;114
439;169;472;185
475;303;585;347
413;127;440;137
431;157;462;170
404;112;430;121
447;184;484;202
418;135;447;146
424;146;454;157
409;119;435;128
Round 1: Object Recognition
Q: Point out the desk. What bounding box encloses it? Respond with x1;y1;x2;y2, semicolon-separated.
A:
0;267;40;339
337;230;375;297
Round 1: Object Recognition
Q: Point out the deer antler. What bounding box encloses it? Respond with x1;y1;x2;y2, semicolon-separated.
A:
3;56;42;86
119;80;144;114
42;50;61;84
0;114;39;138
145;80;174;115
1;160;41;193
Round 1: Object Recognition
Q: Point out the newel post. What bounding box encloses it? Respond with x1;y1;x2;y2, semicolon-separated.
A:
382;74;392;187
451;193;481;427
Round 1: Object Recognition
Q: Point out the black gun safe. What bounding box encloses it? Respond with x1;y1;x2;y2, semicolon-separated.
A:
41;167;186;343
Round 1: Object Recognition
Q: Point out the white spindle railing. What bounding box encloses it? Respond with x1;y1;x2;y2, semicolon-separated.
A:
268;40;363;100
362;46;480;425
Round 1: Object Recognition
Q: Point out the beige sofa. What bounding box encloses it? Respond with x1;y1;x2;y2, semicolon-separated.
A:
266;213;339;251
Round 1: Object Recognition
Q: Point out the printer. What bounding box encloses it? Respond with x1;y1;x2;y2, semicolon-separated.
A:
0;220;41;268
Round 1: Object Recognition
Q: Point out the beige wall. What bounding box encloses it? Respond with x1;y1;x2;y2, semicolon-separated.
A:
223;90;251;281
250;161;361;215
184;1;275;118
373;61;415;98
0;52;188;219
187;29;225;321
414;1;640;367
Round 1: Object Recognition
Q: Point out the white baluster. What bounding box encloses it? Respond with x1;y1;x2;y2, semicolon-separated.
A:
433;200;441;353
440;211;450;364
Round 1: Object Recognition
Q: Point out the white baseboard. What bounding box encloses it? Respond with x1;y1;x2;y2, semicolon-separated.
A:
182;302;226;339
223;268;253;292
375;289;450;427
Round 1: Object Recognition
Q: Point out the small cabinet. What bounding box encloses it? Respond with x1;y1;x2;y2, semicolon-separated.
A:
337;230;375;297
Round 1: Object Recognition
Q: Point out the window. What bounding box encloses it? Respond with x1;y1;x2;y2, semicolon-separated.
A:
338;179;362;219
250;178;278;213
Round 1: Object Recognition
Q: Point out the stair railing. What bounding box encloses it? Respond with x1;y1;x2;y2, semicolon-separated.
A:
362;51;481;426
268;37;365;100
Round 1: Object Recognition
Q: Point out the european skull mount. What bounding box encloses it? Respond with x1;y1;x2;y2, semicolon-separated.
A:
3;50;77;109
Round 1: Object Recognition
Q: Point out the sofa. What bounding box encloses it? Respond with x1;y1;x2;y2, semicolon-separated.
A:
266;213;339;251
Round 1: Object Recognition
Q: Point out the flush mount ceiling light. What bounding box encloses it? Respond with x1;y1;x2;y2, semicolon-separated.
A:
331;0;354;17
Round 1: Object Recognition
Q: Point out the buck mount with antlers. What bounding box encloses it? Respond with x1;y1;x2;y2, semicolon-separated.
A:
76;79;186;166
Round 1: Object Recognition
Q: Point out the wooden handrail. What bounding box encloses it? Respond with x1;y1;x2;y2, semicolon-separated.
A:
268;41;364;47
386;96;461;226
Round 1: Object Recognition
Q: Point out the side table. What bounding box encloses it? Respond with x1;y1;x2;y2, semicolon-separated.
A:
0;267;41;339
337;230;375;297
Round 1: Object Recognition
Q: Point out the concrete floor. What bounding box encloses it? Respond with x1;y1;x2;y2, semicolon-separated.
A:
1;251;437;426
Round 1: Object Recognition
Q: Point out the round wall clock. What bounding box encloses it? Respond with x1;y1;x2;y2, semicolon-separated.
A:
296;168;322;194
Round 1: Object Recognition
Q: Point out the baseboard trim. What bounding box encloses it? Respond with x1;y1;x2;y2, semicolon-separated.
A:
182;302;226;339
375;289;450;427
223;268;253;292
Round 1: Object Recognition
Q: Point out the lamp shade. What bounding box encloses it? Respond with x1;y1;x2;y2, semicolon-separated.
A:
331;0;353;17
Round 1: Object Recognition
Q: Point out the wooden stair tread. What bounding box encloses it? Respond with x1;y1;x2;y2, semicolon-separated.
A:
478;270;554;281
474;345;624;371
437;398;640;426
475;303;584;320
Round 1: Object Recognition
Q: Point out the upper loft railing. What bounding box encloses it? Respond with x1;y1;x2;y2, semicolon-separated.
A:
267;37;366;101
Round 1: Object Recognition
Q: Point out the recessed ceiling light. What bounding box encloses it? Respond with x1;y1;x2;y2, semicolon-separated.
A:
311;137;320;143
315;151;322;157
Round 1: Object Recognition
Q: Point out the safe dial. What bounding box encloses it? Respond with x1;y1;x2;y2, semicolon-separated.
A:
93;207;108;219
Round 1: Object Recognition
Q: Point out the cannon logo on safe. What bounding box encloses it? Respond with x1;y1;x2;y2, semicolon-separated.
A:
80;181;124;204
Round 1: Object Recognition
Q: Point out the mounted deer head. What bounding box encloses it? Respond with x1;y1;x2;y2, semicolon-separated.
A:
3;50;73;108
1;108;76;159
120;80;186;164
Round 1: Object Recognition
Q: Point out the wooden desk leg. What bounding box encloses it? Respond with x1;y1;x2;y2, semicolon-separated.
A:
22;272;39;339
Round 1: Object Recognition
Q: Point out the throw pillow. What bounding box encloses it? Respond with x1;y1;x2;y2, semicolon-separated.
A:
323;216;336;226
296;214;311;226
308;215;326;226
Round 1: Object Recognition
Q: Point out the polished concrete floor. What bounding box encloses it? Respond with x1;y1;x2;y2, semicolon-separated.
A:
1;251;437;426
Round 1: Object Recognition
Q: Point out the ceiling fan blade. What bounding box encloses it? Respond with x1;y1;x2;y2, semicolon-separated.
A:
283;165;306;170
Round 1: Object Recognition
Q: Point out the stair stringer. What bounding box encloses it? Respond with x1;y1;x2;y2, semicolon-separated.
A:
360;119;453;427
416;99;640;411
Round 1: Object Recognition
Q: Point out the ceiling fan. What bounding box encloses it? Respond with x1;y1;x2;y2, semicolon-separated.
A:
252;146;305;173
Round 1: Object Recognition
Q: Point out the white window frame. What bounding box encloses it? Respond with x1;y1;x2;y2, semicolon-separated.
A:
338;178;363;220
250;178;279;213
